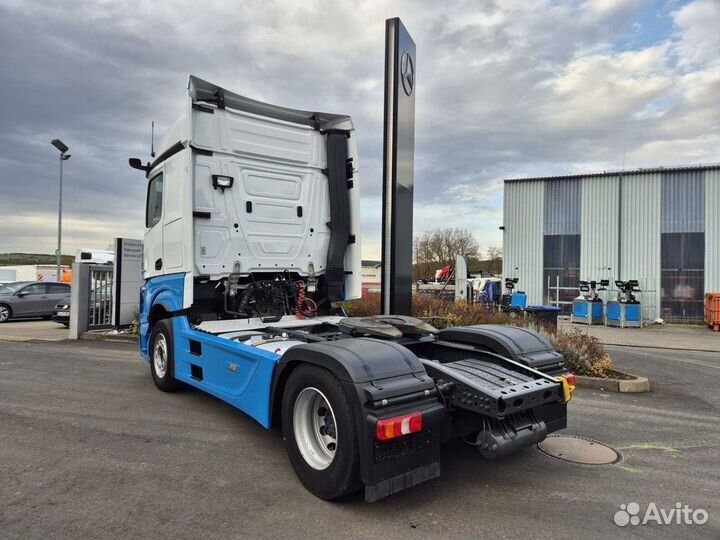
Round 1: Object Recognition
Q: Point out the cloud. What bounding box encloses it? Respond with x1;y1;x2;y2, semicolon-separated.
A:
672;0;720;68
0;0;718;260
543;44;674;130
581;0;650;19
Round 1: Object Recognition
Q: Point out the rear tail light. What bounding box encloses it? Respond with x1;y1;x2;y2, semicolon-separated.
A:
376;412;423;441
557;373;576;403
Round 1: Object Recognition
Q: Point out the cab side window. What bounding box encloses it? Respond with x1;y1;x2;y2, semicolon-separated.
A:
146;173;164;228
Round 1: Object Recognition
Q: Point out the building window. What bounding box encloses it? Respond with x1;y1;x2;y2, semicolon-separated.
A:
660;172;704;322
543;180;581;311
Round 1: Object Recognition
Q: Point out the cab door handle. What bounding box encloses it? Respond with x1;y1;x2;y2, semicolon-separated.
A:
155;258;163;270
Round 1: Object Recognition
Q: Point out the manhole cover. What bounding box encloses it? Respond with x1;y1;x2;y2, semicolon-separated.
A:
537;435;620;465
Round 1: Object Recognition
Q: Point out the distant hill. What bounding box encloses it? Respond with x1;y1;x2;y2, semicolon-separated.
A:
0;253;75;266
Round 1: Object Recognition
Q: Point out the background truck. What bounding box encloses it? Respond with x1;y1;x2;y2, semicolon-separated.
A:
129;75;574;502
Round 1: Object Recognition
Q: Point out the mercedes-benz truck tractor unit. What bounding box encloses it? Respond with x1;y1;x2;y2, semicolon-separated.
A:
129;76;574;502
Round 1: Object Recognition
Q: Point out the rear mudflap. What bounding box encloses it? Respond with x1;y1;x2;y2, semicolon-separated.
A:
355;384;448;502
365;462;441;503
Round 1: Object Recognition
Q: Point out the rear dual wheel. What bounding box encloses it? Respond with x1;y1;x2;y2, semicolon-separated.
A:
281;365;361;499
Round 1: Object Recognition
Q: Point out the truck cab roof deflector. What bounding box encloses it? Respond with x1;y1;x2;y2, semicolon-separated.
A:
189;75;352;131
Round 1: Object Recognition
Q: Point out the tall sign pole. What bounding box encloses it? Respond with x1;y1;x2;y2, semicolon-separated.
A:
381;17;416;316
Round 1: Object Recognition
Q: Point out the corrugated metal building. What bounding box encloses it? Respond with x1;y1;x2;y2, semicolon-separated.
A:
502;165;720;322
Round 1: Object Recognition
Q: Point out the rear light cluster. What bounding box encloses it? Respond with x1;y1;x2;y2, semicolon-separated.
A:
557;373;576;403
376;412;423;441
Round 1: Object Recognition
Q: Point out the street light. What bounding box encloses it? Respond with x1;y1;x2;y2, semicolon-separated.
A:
51;139;71;281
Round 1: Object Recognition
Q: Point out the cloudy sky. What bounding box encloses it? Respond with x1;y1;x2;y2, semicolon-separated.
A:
0;0;718;259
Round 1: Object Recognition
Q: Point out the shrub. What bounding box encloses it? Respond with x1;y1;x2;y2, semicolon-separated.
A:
340;293;381;317
341;293;614;378
343;293;513;327
129;310;140;336
410;295;515;329
540;327;613;378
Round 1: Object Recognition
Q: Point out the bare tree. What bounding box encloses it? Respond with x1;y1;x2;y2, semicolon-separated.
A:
413;228;480;278
486;246;503;274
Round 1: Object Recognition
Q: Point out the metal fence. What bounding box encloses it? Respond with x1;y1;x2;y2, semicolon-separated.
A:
88;265;114;330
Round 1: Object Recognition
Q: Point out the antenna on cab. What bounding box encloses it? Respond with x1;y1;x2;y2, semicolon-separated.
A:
151;121;156;158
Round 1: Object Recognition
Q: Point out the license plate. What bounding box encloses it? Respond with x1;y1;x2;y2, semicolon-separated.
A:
57;311;70;317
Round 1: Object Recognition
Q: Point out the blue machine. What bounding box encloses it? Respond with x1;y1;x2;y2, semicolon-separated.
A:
478;279;500;305
571;280;608;325
572;299;604;325
511;292;527;308
500;278;527;318
606;280;642;328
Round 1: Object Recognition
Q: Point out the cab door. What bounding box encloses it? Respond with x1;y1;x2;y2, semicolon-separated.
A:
144;171;164;278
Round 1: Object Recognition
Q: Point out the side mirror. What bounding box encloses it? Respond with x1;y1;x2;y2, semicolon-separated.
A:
16;291;29;297
129;158;151;172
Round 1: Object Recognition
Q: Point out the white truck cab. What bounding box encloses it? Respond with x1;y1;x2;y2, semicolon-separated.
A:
137;75;361;313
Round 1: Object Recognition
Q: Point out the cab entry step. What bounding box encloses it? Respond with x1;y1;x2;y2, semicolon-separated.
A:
421;358;562;419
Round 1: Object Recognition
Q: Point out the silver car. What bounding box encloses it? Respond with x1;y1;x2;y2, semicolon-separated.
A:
0;282;71;322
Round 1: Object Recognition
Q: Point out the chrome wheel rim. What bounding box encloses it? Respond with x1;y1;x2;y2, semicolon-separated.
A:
153;333;168;378
293;387;337;470
0;306;8;322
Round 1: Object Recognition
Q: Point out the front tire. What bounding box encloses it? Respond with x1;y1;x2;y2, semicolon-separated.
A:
281;365;361;499
0;304;11;323
150;319;182;392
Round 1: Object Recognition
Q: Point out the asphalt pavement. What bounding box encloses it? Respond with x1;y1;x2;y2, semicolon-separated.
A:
0;320;69;342
0;339;718;540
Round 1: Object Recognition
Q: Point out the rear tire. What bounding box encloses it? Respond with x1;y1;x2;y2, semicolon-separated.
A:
0;304;11;323
150;319;182;392
281;364;361;499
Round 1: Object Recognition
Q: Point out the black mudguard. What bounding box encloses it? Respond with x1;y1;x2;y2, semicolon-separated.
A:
272;338;447;501
438;324;566;375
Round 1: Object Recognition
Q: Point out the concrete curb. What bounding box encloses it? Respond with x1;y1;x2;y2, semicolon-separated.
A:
576;371;650;393
79;332;139;344
601;342;719;354
0;336;61;343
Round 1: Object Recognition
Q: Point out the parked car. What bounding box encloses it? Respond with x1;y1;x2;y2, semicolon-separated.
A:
51;284;113;328
0;282;71;323
52;301;71;327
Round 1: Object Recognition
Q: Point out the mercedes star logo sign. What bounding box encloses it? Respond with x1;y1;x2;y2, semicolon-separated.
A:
400;51;414;96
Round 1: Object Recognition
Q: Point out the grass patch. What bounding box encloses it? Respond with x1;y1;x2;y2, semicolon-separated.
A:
0;252;74;266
